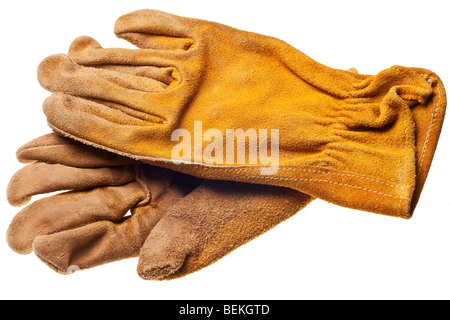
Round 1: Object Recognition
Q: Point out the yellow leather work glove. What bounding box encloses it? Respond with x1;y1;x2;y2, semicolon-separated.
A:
37;9;446;218
6;133;311;280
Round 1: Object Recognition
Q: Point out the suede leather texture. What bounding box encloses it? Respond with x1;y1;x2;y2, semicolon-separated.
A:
7;133;311;280
36;10;446;218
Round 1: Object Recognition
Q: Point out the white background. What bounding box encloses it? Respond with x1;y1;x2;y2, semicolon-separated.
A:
0;0;449;300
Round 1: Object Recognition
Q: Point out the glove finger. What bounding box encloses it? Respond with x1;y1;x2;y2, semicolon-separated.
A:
137;181;312;280
68;36;180;84
114;9;196;50
66;35;183;67
38;54;182;122
16;132;134;167
42;91;182;156
7;181;146;255
43;93;168;136
137;214;195;280
91;64;175;87
32;206;162;274
38;53;168;99
7;162;136;206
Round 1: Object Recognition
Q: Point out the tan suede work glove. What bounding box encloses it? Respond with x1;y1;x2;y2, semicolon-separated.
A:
6;133;311;280
37;9;446;218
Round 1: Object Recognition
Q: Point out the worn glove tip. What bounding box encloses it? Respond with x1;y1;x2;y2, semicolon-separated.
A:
137;261;183;281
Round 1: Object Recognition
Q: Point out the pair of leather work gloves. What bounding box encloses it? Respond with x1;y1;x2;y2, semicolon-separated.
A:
6;10;446;280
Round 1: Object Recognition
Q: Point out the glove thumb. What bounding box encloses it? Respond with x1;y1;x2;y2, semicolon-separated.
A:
137;215;196;280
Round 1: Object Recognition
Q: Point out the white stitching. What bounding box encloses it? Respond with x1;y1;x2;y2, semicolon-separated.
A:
187;164;411;189
417;75;441;171
237;174;410;200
